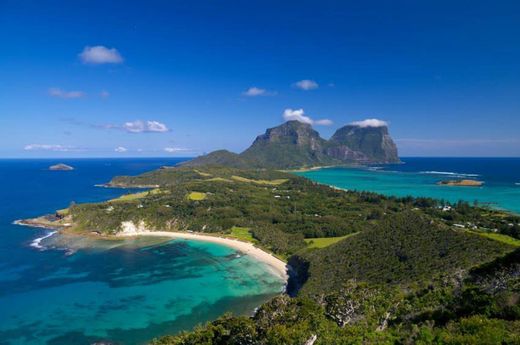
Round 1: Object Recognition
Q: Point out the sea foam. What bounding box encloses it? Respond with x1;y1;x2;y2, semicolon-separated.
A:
30;231;57;250
419;171;480;178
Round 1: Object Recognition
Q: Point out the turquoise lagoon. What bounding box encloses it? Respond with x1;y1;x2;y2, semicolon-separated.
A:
0;159;284;345
297;157;520;214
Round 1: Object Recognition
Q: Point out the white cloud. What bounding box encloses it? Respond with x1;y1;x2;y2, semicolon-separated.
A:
24;144;79;152
242;87;276;97
48;88;85;99
350;119;388;128
283;108;332;126
122;120;169;133
293;79;319;90
79;46;123;64
100;90;110;98
164;147;189;153
283;108;313;124
315;119;333;126
114;146;128;153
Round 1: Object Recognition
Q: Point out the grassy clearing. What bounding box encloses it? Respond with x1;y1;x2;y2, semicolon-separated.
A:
473;232;520;247
231;175;288;185
304;233;359;249
110;188;163;202
228;226;256;243
56;208;70;216
195;170;212;177
187;191;207;201
206;177;234;183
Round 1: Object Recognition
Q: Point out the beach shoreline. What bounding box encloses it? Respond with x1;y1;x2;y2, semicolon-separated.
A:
116;230;289;281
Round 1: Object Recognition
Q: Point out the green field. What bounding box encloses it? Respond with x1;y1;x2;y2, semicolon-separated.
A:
304;233;358;248
194;169;212;177
475;231;520;247
56;208;70;216
228;226;256;243
187;191;207;201
206;177;234;183
110;188;163;202
231;175;288;185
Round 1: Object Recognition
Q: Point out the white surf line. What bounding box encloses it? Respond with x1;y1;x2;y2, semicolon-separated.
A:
30;231;57;250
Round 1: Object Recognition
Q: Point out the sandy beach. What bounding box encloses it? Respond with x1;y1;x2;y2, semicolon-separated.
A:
117;228;289;281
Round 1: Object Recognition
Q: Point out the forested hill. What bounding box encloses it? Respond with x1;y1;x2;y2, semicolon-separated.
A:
182;120;400;169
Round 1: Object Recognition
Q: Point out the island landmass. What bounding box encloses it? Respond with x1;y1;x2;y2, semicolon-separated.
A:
49;163;74;171
17;121;520;345
438;179;484;187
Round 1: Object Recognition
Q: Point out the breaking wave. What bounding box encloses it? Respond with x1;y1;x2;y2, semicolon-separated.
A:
419;171;480;178
30;231;57;250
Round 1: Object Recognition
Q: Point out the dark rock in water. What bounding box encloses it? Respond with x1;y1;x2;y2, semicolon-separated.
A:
49;163;74;171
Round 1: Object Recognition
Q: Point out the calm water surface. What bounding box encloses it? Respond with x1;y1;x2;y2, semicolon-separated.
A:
297;157;520;214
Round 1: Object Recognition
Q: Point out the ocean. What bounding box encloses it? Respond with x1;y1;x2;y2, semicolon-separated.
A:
0;159;284;345
296;157;520;214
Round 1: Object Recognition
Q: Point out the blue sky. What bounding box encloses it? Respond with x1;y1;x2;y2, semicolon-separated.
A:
1;0;519;158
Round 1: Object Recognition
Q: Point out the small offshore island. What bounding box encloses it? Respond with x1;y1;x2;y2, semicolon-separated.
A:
437;179;484;187
19;121;520;345
49;163;74;171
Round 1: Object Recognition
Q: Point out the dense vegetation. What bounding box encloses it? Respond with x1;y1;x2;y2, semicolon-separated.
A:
294;212;512;295
59;165;520;344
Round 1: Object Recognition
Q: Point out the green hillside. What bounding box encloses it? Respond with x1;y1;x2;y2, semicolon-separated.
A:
295;212;512;295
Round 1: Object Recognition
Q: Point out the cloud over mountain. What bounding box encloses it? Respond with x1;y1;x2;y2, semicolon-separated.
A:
283;108;332;126
350;119;388;128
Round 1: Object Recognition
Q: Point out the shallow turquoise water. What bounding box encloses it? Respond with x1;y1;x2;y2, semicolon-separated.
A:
0;159;284;345
297;157;520;214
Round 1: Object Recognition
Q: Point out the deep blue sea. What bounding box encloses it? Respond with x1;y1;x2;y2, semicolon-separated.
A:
0;159;284;345
297;157;520;214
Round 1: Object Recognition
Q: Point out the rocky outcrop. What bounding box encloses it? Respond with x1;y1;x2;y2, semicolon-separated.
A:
49;163;74;171
327;125;399;163
183;120;400;169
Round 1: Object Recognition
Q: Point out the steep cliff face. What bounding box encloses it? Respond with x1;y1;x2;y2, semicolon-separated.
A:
183;120;400;169
327;125;399;163
240;121;339;169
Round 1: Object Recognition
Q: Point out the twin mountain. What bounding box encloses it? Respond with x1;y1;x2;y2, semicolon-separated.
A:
183;120;399;169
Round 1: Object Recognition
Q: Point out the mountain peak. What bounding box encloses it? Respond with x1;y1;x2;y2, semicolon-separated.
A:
183;119;400;169
251;121;321;146
327;124;399;163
